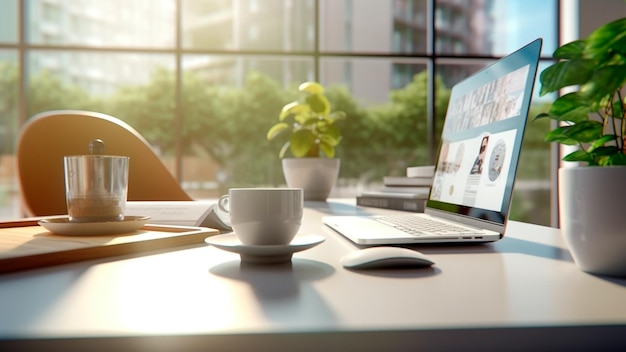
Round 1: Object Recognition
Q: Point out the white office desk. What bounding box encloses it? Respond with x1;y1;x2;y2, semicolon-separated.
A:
1;200;625;351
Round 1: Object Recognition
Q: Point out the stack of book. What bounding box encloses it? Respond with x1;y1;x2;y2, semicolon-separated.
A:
357;165;434;212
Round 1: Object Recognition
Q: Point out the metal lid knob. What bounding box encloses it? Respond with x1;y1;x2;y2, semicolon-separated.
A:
89;139;105;155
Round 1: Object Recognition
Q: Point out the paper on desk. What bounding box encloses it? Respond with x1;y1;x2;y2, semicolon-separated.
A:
125;201;231;230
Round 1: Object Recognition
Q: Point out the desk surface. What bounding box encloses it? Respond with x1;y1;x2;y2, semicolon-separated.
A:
1;200;625;351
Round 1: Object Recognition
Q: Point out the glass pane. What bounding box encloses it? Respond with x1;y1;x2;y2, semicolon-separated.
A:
179;56;435;198
321;0;428;54
26;0;175;48
320;58;432;192
0;51;19;219
27;50;175;139
182;0;315;52
435;60;552;226
0;52;18;152
180;55;313;198
435;58;491;91
0;0;18;43
515;61;554;226
27;51;179;194
435;0;557;57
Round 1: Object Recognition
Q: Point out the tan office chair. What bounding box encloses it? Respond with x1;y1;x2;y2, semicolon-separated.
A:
16;110;192;217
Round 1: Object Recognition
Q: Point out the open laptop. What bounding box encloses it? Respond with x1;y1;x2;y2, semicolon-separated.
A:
323;38;543;245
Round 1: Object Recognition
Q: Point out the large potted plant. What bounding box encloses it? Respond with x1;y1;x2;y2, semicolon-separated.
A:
534;17;626;277
267;81;345;201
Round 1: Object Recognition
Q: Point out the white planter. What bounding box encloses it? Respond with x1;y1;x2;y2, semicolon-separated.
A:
559;166;626;277
282;158;340;201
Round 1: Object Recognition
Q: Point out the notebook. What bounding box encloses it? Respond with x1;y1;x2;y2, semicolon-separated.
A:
323;38;543;245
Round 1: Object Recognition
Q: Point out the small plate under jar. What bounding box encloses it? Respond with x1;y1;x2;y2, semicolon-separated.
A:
38;215;151;236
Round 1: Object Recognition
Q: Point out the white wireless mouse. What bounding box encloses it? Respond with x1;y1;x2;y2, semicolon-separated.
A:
340;246;434;270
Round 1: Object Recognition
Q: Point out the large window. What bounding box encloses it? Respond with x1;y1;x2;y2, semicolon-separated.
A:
0;0;566;224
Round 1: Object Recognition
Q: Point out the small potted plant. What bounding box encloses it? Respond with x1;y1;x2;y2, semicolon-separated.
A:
267;81;345;201
534;17;626;277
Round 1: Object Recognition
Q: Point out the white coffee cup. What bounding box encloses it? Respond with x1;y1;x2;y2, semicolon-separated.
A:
218;188;303;245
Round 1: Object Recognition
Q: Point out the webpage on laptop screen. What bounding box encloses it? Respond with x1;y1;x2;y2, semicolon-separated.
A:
430;64;531;213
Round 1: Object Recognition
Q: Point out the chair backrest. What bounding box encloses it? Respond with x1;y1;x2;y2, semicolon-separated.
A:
16;110;192;217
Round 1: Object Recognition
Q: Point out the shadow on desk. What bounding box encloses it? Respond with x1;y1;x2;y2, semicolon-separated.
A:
403;238;626;287
343;265;442;279
210;259;338;324
394;237;573;263
210;258;334;284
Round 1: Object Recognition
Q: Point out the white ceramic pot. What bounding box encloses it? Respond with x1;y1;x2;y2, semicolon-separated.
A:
559;166;626;277
282;158;340;201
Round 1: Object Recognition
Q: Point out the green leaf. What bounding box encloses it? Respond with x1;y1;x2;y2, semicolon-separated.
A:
584;65;626;104
306;94;330;115
532;112;551;122
319;124;341;144
266;122;289;140
563;149;593;162
299;81;324;95
612;98;625;119
553;40;585;60
606;152;626;165
290;129;316;157
319;141;335;158
302;116;322;127
561;120;603;143
294;113;309;124
547;93;591;123
544;126;579;145
539;59;595;96
587;135;618;152
279;102;309;121
278;142;290;158
586;18;626;61
319;133;339;147
590;145;619;158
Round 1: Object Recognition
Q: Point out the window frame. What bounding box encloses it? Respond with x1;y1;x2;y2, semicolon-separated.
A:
2;0;562;225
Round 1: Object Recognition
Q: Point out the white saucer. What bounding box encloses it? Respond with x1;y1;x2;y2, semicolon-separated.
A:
204;233;325;264
38;215;151;236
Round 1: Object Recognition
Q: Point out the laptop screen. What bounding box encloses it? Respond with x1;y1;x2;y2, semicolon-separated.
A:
427;38;542;226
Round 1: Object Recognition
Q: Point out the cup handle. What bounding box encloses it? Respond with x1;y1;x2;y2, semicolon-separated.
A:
217;195;230;214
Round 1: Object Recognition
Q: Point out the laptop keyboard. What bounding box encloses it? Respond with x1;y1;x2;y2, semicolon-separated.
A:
374;215;477;236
